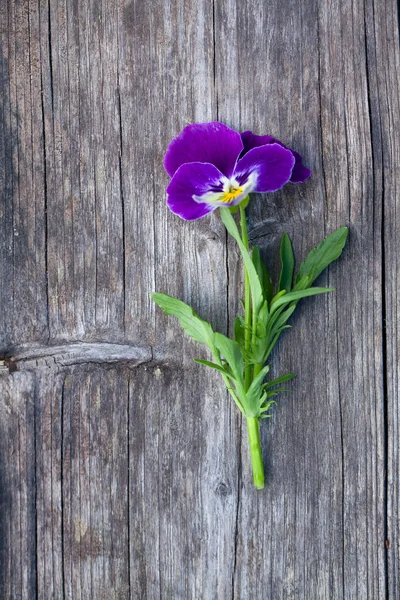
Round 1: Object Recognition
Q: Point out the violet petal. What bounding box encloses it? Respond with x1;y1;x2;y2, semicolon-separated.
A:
241;130;276;155
234;143;295;193
241;130;311;184
166;162;224;220
289;150;312;183
164;122;243;179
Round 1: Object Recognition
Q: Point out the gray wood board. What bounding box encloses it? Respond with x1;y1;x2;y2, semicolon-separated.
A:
0;0;399;598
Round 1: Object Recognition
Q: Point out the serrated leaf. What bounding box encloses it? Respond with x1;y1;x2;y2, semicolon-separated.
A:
152;293;216;349
252;246;273;303
295;227;348;285
278;233;295;293
220;208;263;315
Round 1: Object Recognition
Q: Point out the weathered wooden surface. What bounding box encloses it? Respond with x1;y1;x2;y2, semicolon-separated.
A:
0;0;399;598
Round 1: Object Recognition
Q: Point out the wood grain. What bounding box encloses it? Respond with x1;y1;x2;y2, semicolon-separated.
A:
0;0;399;598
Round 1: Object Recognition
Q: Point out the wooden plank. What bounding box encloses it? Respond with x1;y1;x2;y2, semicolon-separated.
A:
128;364;238;599
370;0;400;597
38;0;125;340
214;0;388;597
34;365;131;599
0;371;36;600
0;0;48;349
118;1;240;596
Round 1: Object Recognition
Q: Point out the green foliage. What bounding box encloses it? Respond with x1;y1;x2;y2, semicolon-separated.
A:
278;233;295;293
220;208;264;315
252;246;273;303
152;225;348;420
151;293;215;348
270;287;334;313
296;227;348;285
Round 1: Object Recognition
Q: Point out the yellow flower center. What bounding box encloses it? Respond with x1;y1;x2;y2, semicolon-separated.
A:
220;185;243;204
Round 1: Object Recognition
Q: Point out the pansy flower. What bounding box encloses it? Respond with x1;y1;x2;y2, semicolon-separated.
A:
164;122;311;220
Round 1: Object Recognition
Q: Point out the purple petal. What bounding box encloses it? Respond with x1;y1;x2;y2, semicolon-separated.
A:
241;130;311;183
166;162;225;220
289;150;312;183
164;122;243;179
234;143;295;193
241;130;276;155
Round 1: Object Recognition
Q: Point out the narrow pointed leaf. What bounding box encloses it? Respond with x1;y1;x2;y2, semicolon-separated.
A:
252;246;273;303
267;304;297;342
292;275;311;292
278;233;295;292
193;359;230;377
264;373;296;389
270;287;334;312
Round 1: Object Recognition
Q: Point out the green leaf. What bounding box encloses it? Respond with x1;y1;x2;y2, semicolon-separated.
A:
263;331;282;362
247;364;270;395
271;304;297;331
270;287;334;313
278;233;295;293
271;289;287;303
248;301;269;364
220;208;264;314
260;398;277;414
234;316;245;346
292;275;311;292
252;246;273;303
244;364;271;416
214;333;244;385
261;397;278;408
265;303;296;342
264;373;296;389
193;359;229;376
295;227;348;285
266;387;291;395
152;293;216;350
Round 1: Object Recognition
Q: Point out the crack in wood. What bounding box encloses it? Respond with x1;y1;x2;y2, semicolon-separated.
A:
5;343;152;370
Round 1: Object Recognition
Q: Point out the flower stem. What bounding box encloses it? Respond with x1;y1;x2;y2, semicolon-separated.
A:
246;416;264;489
253;362;263;379
239;203;252;392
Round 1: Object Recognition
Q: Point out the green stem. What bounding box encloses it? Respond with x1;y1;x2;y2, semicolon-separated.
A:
253;362;263;379
240;203;252;392
246;416;264;489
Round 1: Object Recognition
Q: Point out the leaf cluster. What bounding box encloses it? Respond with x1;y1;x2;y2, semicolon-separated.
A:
152;224;348;419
